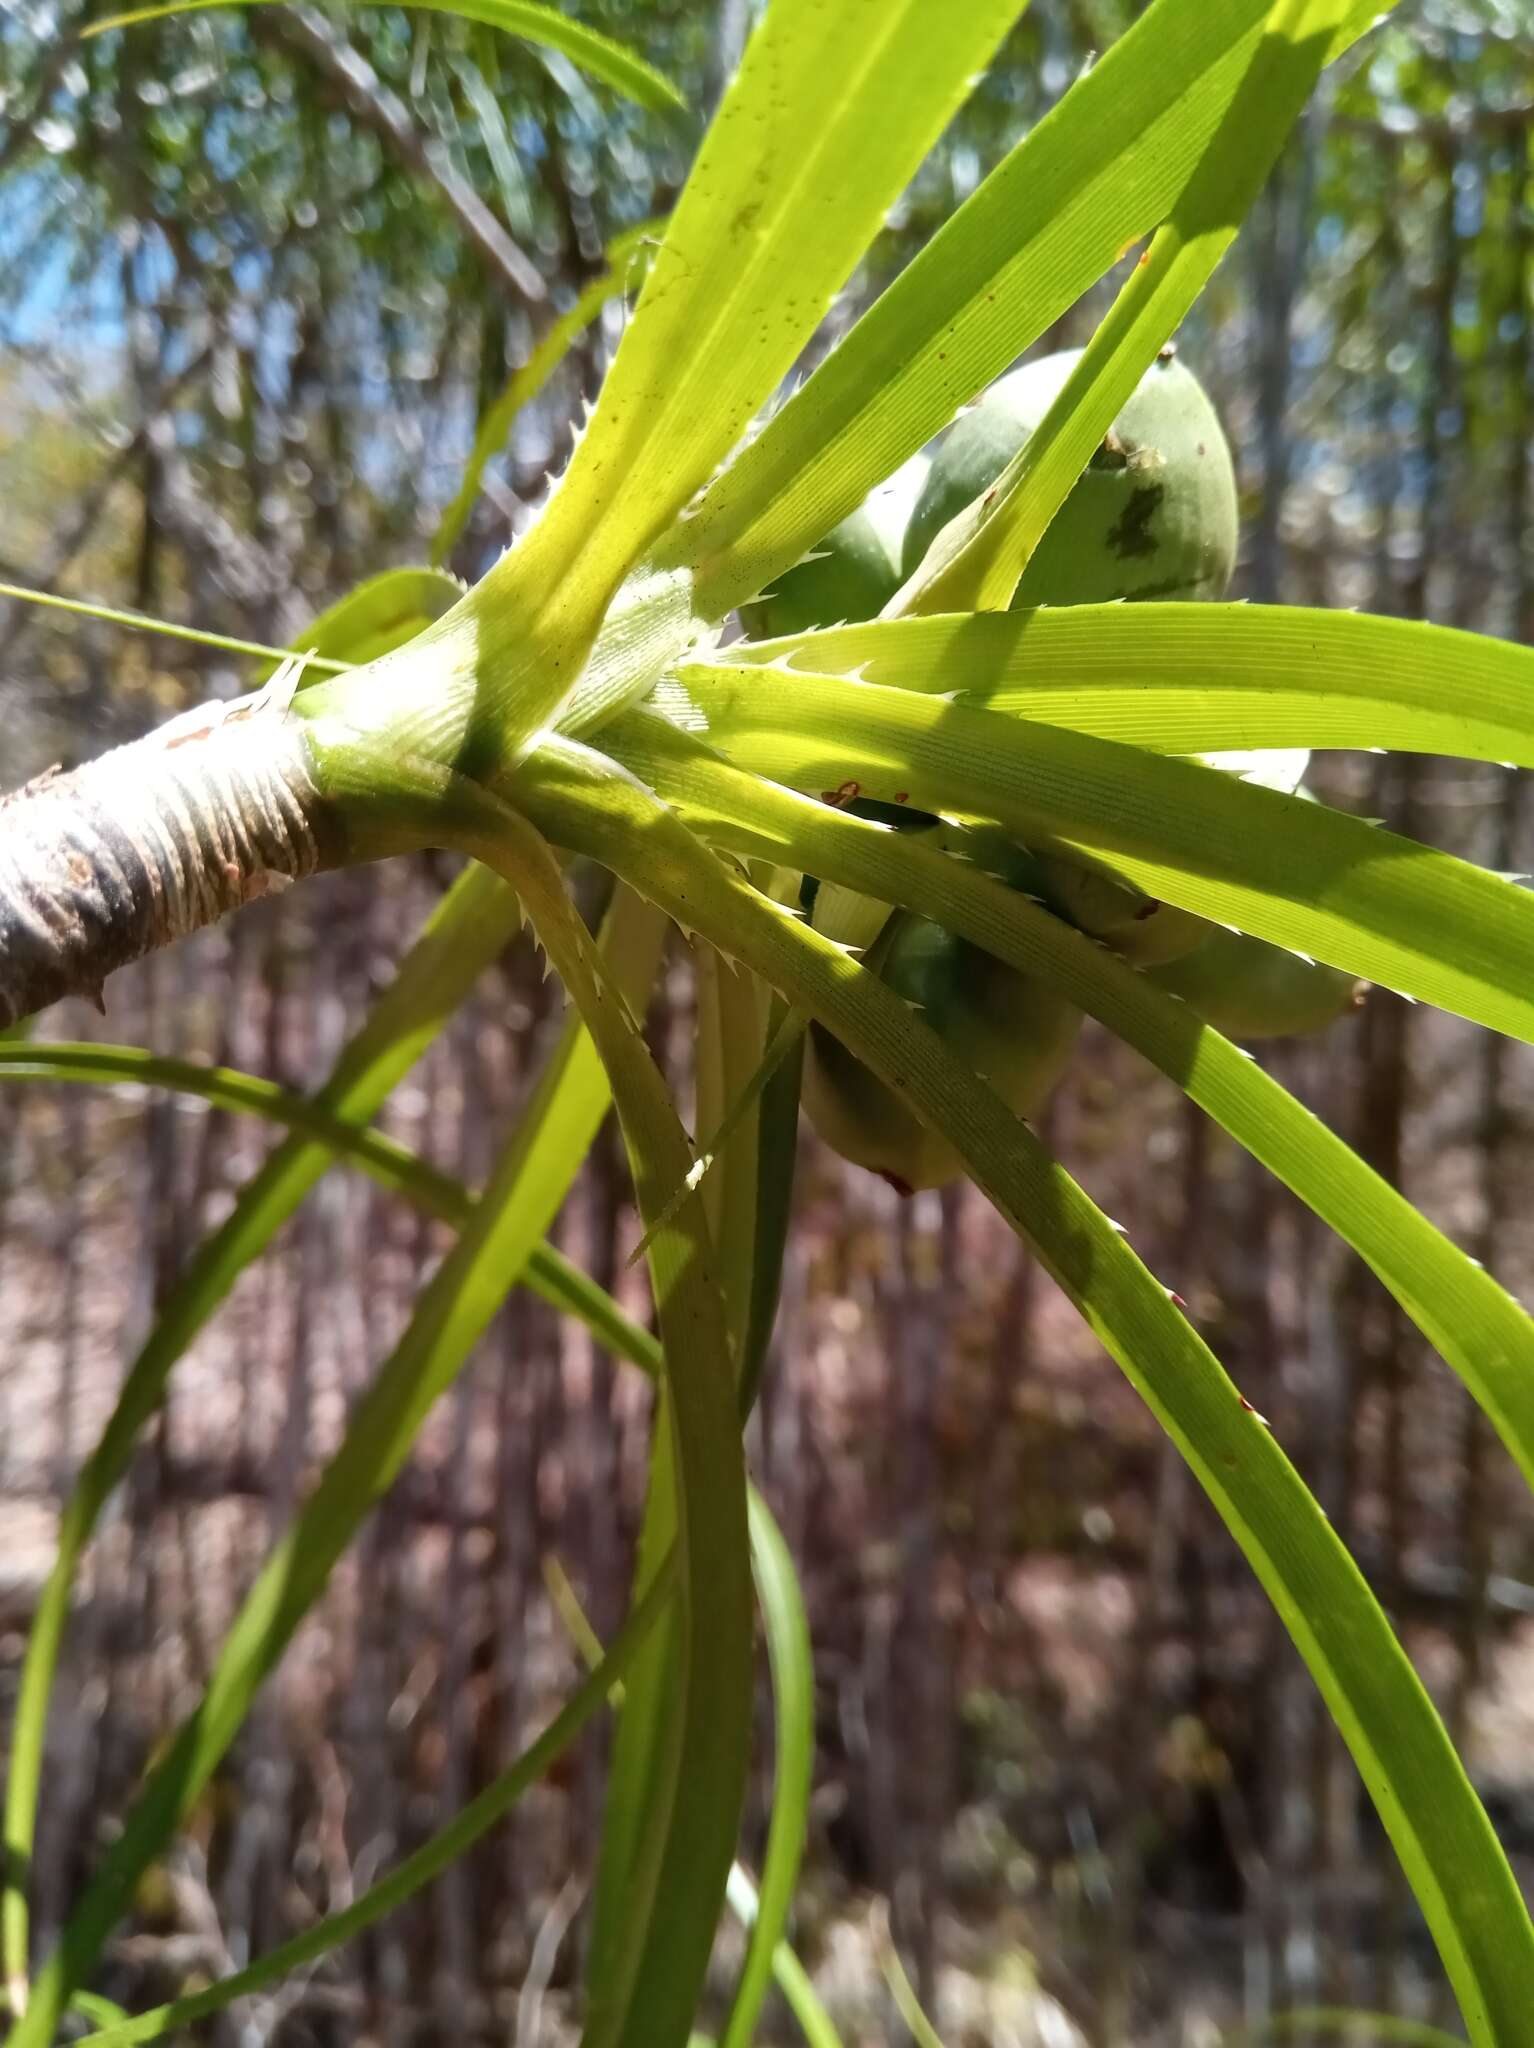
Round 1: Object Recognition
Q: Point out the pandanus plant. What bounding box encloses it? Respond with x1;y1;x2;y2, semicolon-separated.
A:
4;1;1534;2042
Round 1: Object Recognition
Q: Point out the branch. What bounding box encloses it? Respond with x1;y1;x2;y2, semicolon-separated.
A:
263;6;547;306
0;691;337;1028
1334;102;1534;152
0;341;214;667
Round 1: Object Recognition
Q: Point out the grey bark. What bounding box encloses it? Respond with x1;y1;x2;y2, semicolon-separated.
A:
0;699;336;1028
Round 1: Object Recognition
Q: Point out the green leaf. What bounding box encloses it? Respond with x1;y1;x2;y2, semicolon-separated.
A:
0;578;354;676
875;1905;948;2048
675;664;1534;1042
583;952;769;2029
583;1427;689;2034
500;739;1534;2045
724;604;1534;767
720;1491;816;2048
694;944;767;1356
600;714;1534;1522
0;1042;474;1211
549;1511;841;2048
0;864;520;2001
450;799;751;2048
258;567;466;678
69;1993;129;2029
0;1038;666;1373
676;0;1384;622
8;888;668;2046
723;1867;844;2048
907;0;1358;613
431;223;662;567
480;0;1030;741
741;993;804;1415
83;0;685;113
0;567;461;684
67;1570;677;2048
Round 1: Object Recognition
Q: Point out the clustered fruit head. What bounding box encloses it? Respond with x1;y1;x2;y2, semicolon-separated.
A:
746;348;1362;1193
802;908;1083;1196
902;344;1239;607
739;456;927;640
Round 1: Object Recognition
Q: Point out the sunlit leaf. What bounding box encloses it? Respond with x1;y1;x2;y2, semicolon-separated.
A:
906;0;1362;614
499;737;1534;2044
674;664;1534;1042
84;0;686;112
2;638;519;2000
477;0;1030;744
432;222;662;567
730;603;1534;768
674;0;1389;622
0;579;354;676
599;715;1534;1515
450;799;751;2048
0;1039;661;1367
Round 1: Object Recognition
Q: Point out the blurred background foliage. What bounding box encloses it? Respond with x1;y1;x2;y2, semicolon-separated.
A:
2;1;1533;2042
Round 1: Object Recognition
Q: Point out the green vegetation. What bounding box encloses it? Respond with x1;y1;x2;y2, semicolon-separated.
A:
902;345;1239;606
803;912;1082;1194
3;2;1533;2044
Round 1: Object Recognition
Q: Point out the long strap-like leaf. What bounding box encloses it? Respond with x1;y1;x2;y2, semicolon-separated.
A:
906;0;1355;615
431;223;662;567
603;716;1534;1506
448;0;1029;750
0;861;522;1998
505;734;1534;2044
675;0;1384;622
8;887;667;2045
0;1039;662;1377
720;1490;818;2048
676;664;1534;1041
86;0;684;112
724;605;1534;767
450;799;752;2048
65;1568;677;2048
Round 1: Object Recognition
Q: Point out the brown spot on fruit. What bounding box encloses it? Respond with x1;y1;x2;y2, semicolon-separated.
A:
1106;483;1165;560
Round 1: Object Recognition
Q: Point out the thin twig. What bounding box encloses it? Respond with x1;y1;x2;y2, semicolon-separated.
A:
263;6;546;305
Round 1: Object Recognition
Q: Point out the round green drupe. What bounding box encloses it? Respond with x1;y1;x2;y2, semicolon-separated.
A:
803;913;1081;1194
903;346;1238;606
742;505;899;638
741;454;928;639
1146;929;1366;1040
1031;850;1212;966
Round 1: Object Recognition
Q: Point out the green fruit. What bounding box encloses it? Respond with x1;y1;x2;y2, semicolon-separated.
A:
1146;929;1365;1040
1032;850;1212;966
803;913;1081;1194
902;345;1238;606
741;455;928;639
742;504;899;638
